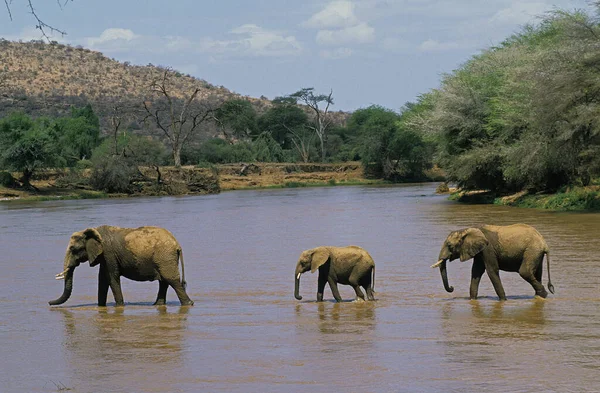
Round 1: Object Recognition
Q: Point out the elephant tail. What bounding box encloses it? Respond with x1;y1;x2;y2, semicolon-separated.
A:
178;248;187;290
545;250;554;294
371;265;376;293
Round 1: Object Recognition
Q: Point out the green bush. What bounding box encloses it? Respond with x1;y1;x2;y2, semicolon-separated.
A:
0;171;16;187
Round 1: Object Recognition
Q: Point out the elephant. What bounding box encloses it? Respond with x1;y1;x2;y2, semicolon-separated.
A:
294;246;376;302
49;225;194;307
431;223;554;301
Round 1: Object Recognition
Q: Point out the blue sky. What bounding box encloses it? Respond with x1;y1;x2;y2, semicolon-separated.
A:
1;0;594;111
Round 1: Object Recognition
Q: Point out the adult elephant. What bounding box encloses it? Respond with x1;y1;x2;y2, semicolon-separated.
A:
431;224;554;301
49;226;194;307
294;246;375;302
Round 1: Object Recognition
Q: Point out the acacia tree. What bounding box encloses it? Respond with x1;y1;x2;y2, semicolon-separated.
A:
212;98;258;142
288;88;334;162
0;112;63;189
144;68;217;167
258;97;313;162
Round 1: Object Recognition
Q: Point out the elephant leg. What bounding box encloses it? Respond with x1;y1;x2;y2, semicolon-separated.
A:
317;274;327;302
364;284;375;301
519;254;547;298
327;277;343;302
352;285;366;301
470;259;486;300
486;267;507;301
98;264;110;307
154;280;169;306
358;270;374;301
166;278;194;306
108;275;124;306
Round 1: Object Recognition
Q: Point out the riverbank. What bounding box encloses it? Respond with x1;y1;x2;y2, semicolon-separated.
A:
1;162;437;202
447;184;600;212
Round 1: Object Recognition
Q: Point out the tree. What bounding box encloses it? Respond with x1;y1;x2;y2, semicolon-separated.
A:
0;112;63;188
350;105;431;180
52;104;101;165
258;97;312;161
213;99;258;142
288;88;334;162
143;68;218;167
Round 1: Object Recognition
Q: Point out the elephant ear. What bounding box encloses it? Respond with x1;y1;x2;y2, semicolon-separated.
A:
460;229;489;262
83;228;103;267
310;248;330;273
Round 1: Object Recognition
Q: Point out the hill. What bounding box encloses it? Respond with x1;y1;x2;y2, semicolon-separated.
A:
0;39;348;141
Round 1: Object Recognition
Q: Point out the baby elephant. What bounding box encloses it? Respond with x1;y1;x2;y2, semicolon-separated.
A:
49;225;193;307
294;246;376;302
431;223;554;301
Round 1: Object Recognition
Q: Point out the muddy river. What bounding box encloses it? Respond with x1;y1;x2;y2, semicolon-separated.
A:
1;184;599;392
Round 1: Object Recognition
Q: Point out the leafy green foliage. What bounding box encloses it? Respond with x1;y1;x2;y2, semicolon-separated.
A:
0;112;65;186
52;104;101;165
192;138;254;164
349;105;432;180
0;171;16;187
214;99;259;140
257;102;309;148
404;9;600;192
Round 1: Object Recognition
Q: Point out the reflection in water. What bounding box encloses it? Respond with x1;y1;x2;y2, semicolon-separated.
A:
316;301;377;335
55;307;189;391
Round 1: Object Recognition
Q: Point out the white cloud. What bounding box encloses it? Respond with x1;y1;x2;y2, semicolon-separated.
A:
87;28;138;46
305;1;375;50
418;39;462;52
200;24;303;57
78;25;301;58
316;22;375;46
303;1;359;28
490;1;549;25
320;47;354;59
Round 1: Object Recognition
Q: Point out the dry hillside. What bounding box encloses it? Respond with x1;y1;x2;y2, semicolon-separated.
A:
0;39;349;141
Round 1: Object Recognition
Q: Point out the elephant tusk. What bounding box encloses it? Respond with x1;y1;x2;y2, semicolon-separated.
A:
55;268;69;280
296;273;302;280
431;259;444;269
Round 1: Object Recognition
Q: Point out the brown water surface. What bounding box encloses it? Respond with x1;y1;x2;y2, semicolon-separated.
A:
1;184;599;392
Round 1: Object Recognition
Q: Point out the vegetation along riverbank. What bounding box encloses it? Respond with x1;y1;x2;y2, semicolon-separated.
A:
3;8;600;211
0;162;445;202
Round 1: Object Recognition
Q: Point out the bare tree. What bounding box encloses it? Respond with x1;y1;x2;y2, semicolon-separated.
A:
4;1;71;40
143;68;217;167
107;99;130;156
289;88;334;162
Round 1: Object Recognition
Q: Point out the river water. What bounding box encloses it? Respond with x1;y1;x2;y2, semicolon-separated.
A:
0;184;599;392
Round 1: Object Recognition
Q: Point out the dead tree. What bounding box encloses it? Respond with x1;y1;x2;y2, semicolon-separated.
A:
144;68;216;167
4;0;71;40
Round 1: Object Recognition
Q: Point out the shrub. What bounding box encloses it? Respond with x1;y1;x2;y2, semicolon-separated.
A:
0;171;16;187
89;156;137;193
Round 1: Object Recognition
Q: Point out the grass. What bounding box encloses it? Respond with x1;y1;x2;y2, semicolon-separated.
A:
495;187;600;211
450;183;600;212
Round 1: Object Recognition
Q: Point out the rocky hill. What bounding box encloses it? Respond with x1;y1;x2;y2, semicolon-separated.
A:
0;40;348;141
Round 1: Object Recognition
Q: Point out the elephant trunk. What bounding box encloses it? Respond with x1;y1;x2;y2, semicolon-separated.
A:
294;270;303;300
439;260;454;293
49;267;74;305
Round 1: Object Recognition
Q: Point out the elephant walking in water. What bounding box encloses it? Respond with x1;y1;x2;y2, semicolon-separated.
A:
431;224;554;301
49;226;194;307
294;246;376;302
